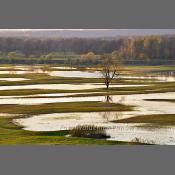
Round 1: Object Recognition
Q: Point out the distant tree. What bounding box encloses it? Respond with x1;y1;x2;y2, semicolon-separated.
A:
100;53;119;89
7;51;23;63
79;52;97;65
86;52;96;63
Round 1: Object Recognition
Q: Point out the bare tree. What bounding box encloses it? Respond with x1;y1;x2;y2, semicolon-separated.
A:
100;53;120;89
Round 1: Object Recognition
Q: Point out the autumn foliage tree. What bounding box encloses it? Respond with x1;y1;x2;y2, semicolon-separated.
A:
79;52;97;64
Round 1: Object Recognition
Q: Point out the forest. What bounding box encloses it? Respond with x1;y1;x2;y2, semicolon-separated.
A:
0;35;174;65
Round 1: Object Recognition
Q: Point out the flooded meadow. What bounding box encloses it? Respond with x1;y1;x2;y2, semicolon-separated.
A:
0;65;175;145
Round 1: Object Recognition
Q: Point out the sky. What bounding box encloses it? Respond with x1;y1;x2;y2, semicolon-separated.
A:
0;29;113;31
0;29;174;38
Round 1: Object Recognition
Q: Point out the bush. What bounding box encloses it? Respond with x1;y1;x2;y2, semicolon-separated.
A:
69;125;110;139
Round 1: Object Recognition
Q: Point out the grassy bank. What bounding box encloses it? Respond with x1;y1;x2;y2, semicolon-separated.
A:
0;116;135;145
114;114;175;125
145;99;175;103
0;101;133;114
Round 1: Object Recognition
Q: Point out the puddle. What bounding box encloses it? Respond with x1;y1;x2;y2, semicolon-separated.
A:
0;78;29;81
0;71;28;74
49;70;100;78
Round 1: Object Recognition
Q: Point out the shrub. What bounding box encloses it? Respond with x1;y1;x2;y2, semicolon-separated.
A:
69;125;110;139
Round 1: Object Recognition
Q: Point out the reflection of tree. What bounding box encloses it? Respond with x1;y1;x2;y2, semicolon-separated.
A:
118;96;126;104
100;95;126;121
105;95;126;104
101;111;111;121
105;95;113;103
100;111;123;121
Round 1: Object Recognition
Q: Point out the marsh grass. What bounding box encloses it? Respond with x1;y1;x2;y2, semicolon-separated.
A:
70;125;110;139
114;114;175;125
0;101;133;114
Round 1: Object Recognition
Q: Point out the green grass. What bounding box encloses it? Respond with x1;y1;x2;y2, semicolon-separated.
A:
113;114;175;125
0;89;66;96
0;116;135;145
0;101;133;114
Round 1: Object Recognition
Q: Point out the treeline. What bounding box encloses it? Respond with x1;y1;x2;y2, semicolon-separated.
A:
0;51;79;64
120;36;175;60
0;36;175;65
0;37;122;56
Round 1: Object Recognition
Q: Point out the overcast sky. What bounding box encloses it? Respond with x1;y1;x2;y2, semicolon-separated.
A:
0;29;174;38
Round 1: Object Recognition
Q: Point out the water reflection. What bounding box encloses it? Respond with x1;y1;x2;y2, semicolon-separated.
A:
105;95;113;103
12;91;175;145
100;111;123;121
14;112;175;145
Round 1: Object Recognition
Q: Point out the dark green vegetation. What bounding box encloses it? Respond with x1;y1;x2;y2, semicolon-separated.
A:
70;125;110;139
114;114;175;125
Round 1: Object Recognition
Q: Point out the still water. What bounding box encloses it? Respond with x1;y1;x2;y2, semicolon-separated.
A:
14;92;175;145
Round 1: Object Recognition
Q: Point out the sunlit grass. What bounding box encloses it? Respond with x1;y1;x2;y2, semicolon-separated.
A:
0;116;134;145
0;101;133;114
113;114;175;125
